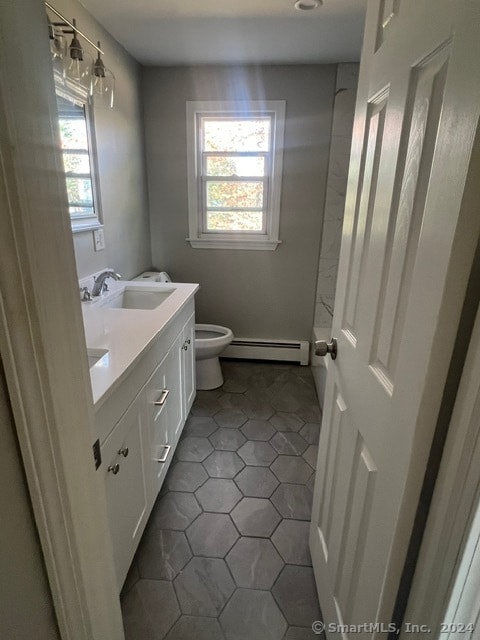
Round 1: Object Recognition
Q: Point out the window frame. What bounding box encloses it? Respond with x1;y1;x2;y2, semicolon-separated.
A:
186;101;285;250
55;78;103;233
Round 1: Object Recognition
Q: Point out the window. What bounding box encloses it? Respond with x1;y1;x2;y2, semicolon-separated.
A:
55;86;102;232
186;101;285;250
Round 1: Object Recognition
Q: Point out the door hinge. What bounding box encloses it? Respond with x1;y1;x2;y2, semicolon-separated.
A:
93;438;102;470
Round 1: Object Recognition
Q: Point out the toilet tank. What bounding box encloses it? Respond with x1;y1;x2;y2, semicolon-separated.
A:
134;271;172;283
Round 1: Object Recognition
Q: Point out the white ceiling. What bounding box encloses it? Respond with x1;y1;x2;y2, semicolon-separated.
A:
79;0;367;65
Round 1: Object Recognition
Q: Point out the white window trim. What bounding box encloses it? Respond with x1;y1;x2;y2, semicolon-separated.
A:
55;75;103;233
186;100;285;250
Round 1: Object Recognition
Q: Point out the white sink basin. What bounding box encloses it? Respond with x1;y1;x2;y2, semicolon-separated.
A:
99;286;175;310
87;348;109;369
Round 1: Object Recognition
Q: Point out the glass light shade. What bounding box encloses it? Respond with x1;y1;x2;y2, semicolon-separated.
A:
50;27;68;62
91;67;115;108
65;49;93;91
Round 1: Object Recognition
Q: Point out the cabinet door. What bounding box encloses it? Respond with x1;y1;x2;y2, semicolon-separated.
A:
181;313;196;417
101;395;148;591
144;337;183;502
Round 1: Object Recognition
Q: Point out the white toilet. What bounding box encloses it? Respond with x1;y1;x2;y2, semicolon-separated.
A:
195;324;234;390
134;272;234;390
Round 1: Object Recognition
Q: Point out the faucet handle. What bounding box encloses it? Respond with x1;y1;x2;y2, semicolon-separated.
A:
80;286;92;301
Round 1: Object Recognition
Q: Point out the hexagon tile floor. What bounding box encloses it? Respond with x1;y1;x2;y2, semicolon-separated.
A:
121;360;325;640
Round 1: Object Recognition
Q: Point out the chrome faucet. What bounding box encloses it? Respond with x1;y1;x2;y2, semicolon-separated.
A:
92;270;121;297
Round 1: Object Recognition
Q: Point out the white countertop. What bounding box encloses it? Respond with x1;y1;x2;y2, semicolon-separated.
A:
81;281;199;406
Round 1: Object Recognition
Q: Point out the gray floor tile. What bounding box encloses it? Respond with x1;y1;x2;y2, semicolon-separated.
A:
121;561;139;596
190;397;222;417
186;513;239;557
203;451;245;478
231;497;281;537
272;566;321;627
214;408;248;428
175;437;214;462
222;378;249;393
243;402;275;421
123;362;320;639
271;484;313;520
270;412;304;432
220;589;287;640
295;405;322;424
183;415;219;438
270;456;313;484
152;492;201;530
299;423;321;445
195;478;242;513
245;388;274;403
238;441;278;466
167;462;208;492
283;626;325;639
234;466;279;498
122;579;180;640
226;537;284;589
307;473;315;494
136;528;192;580
270;394;301;413
218;393;250;410
272;520;312;566
241;419;276;441
209;427;247;451
303;445;318;469
174;557;235;617
271;432;308;456
165;616;226;640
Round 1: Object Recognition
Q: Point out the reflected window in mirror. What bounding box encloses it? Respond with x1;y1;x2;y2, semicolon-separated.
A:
55;87;102;231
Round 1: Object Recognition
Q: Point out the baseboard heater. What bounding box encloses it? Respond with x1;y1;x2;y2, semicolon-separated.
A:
222;338;310;366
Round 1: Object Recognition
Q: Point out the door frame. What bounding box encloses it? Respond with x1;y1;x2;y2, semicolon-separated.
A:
0;2;123;639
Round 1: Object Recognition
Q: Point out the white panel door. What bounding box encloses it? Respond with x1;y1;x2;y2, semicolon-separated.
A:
310;0;480;635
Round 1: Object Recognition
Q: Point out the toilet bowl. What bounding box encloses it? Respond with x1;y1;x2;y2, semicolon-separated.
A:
133;272;234;390
195;324;234;390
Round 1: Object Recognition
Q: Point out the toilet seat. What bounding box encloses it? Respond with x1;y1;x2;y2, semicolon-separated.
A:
195;324;233;346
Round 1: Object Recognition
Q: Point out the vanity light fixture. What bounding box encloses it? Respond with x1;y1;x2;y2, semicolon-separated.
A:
45;2;115;108
91;42;115;109
65;19;93;90
294;0;322;10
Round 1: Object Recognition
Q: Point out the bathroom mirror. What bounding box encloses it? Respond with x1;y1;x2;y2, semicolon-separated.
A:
55;84;102;232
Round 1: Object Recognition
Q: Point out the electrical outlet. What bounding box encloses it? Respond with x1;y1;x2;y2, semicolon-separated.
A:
93;227;105;251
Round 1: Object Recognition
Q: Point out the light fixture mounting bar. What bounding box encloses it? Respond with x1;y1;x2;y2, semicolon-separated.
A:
45;2;104;55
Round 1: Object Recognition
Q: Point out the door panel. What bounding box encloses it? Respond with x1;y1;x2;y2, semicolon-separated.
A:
310;0;480;635
343;92;388;341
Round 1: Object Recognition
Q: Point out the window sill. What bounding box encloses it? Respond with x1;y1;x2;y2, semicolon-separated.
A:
72;220;103;234
186;238;282;251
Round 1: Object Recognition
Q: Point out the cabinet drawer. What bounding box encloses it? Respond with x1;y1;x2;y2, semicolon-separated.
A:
101;395;148;590
144;334;183;502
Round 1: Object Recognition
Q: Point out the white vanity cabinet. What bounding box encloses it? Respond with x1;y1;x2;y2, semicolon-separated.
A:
143;332;183;504
180;313;196;417
93;298;196;590
101;393;148;588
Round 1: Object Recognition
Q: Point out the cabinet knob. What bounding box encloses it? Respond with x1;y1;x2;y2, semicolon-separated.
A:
108;463;120;475
186;338;191;345
182;342;188;351
118;447;129;458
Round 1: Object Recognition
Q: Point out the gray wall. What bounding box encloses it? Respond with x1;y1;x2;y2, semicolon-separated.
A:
0;360;60;640
143;65;335;341
54;0;152;279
